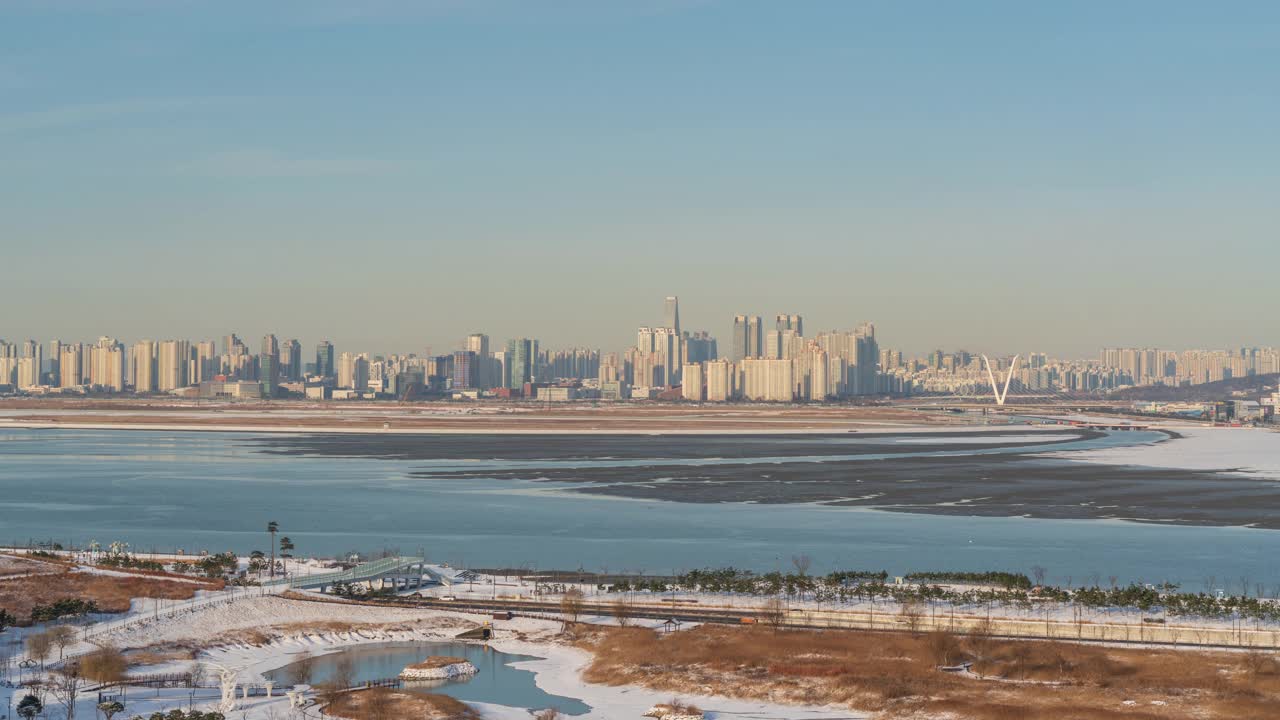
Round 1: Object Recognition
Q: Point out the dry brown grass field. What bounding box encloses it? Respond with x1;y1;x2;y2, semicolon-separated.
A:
322;687;481;720
0;568;223;624
0;554;59;578
579;624;1280;719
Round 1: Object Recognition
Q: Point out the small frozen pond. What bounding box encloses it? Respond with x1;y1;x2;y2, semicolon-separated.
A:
264;641;590;715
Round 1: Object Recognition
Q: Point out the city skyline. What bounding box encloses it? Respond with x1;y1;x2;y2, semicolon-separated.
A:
4;2;1279;355
4;292;1277;403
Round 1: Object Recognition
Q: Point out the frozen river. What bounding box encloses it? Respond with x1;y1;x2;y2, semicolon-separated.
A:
1;426;1278;591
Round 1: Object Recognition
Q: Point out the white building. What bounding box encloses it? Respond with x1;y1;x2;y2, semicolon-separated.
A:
681;363;704;401
705;359;735;401
741;358;794;402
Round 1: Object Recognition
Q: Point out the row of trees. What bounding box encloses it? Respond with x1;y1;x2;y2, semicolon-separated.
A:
601;565;1280;623
13;645;128;720
608;566;891;598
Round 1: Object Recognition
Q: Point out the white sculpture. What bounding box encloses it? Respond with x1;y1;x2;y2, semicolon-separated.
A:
208;663;241;715
982;354;1020;406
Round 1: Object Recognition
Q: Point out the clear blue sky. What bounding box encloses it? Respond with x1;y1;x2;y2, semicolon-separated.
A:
2;1;1277;357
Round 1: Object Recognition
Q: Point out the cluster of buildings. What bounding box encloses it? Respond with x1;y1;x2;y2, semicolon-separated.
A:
0;332;600;402
1097;347;1280;388
602;298;882;402
0;296;884;403
5;303;1275;405
889;347;1280;399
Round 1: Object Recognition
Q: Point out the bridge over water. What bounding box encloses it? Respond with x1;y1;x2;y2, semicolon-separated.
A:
266;556;465;592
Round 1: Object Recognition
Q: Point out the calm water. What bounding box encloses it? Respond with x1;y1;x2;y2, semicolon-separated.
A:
0;427;1277;590
263;641;589;715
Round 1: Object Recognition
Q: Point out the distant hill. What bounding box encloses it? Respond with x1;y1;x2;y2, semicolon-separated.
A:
1108;373;1279;402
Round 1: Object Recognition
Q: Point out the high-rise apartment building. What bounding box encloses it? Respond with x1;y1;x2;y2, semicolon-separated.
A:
19;340;42;388
59;344;82;388
451;350;477;389
636;327;682;386
741;358;794;402
705;359;734;401
133;340;157;393
157;340;190;392
681;363;704;401
90;337;126;392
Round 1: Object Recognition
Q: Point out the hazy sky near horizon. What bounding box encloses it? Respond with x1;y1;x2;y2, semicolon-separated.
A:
2;1;1278;357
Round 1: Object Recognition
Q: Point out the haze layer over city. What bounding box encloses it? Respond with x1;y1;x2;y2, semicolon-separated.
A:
3;3;1280;720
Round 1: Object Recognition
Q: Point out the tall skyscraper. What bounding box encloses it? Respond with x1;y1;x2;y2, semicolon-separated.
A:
260;334;280;397
316;341;335;379
776;314;803;336
49;340;62;387
684;331;717;364
0;341;16;388
664;296;681;334
505;338;538;389
465;333;491;388
451;350;477;389
282;339;302;381
192;340;217;384
731;315;764;361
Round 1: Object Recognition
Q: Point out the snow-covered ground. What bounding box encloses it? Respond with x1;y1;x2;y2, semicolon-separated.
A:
2;594;863;720
1044;425;1280;479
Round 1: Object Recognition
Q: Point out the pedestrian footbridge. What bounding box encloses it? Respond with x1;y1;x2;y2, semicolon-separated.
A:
267;556;462;592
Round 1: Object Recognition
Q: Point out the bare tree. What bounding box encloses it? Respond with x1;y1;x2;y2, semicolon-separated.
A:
48;663;86;720
899;599;925;635
560;588;585;628
80;645;127;686
317;654;355;708
287;650;316;686
610;598;635;628
925;630;961;667
25;631;53;670
790;554;811;575
47;625;78;661
1009;643;1032;679
760;597;787;629
332;655;356;689
966;617;996;678
1030;566;1047;587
